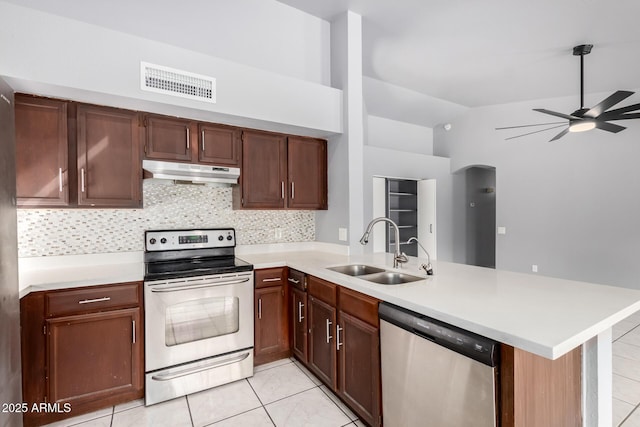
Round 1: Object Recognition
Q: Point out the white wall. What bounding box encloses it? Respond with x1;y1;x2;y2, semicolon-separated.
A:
0;1;341;136
316;12;364;250
435;90;640;289
366;115;433;155
2;0;331;86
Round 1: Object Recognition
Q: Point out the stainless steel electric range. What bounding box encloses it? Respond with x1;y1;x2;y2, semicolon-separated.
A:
143;228;254;405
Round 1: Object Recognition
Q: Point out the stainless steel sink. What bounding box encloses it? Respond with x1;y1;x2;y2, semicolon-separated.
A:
361;272;423;285
327;264;386;276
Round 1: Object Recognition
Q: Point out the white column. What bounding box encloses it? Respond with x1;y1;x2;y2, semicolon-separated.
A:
582;328;613;427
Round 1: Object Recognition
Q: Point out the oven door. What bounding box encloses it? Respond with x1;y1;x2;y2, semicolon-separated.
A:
144;271;254;372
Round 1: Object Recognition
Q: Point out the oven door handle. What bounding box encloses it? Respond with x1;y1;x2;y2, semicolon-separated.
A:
149;277;250;293
151;351;251;381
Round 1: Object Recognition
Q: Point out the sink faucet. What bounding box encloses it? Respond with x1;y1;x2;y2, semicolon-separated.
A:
360;217;408;268
407;237;433;275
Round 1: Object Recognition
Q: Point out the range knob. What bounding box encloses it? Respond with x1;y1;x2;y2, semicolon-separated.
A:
226;235;233;241
149;238;157;245
218;235;224;241
160;238;167;244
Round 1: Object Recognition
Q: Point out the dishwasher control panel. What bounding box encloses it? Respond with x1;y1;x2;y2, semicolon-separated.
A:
379;302;499;367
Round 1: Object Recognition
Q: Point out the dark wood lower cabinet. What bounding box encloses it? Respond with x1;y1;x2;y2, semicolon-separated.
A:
254;284;290;365
291;286;308;363
20;282;143;427
337;311;381;427
308;295;338;390
47;308;142;405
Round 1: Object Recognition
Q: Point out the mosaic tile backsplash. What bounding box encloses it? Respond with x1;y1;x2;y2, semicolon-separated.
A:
17;180;315;257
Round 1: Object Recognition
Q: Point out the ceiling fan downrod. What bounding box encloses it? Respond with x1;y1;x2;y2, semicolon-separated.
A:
573;44;593;110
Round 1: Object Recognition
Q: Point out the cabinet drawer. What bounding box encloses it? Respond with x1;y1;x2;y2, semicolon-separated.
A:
46;282;141;317
308;276;337;306
338;287;379;327
255;267;286;288
287;269;306;291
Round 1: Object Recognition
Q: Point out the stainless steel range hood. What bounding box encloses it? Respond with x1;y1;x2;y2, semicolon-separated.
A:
142;160;239;185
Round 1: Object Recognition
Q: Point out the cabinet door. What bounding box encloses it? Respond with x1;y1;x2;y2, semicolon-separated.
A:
337;311;381;427
254;285;287;362
46;308;142;405
291;287;308;363
308;295;337;389
143;114;193;161
287;136;327;209
15;95;69;207
198;124;240;166
77;105;141;207
241;131;287;208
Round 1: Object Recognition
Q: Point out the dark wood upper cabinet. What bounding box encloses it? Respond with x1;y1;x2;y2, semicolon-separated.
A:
287;136;327;209
198;123;241;166
240;131;287;209
77;104;141;207
15;95;69;207
238;131;326;210
143;114;193;162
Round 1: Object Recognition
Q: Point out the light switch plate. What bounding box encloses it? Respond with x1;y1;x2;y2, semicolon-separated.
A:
338;228;348;241
497;226;506;235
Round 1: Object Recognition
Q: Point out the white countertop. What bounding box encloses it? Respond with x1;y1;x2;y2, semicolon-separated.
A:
18;248;640;360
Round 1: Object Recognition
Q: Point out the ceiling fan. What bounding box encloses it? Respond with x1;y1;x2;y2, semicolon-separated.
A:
496;44;640;141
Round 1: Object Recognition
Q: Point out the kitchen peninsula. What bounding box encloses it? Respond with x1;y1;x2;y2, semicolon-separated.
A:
19;247;640;427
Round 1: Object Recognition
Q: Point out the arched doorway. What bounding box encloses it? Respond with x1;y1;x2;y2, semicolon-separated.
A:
453;165;496;268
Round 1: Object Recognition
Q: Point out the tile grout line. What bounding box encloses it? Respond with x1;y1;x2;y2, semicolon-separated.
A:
184;396;195;427
318;385;358;422
620;401;640;426
245;378;277;426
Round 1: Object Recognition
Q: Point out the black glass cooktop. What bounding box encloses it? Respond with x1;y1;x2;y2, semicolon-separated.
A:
144;256;253;281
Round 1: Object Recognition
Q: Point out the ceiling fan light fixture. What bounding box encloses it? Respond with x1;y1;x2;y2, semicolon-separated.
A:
568;120;596;133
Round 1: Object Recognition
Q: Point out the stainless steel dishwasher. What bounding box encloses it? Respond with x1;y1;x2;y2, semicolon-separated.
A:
379;302;499;427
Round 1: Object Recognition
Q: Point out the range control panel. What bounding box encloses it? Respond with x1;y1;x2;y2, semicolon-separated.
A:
145;228;236;251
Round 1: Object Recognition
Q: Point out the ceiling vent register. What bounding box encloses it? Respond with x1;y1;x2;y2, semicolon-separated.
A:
140;62;216;103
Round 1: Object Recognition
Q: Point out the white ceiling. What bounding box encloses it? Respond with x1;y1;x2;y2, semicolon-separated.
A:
5;0;640;109
278;0;640;107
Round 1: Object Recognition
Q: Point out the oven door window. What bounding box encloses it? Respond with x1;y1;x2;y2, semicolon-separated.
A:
165;296;239;346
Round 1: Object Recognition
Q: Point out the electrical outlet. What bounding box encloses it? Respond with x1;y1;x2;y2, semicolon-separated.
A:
338;228;348;241
274;228;282;239
532;264;538;273
497;227;506;235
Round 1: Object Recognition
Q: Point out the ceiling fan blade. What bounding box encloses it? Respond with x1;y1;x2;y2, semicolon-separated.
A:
549;127;570;142
495;121;565;130
504;124;567;141
599;112;640;121
584;90;634;118
598;103;640;119
595;121;626;133
533;108;580;120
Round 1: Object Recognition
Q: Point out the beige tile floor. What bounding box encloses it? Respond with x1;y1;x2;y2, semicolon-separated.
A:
43;358;363;427
613;310;640;426
43;312;640;427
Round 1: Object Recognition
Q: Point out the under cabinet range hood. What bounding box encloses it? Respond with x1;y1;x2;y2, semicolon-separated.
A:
142;160;239;185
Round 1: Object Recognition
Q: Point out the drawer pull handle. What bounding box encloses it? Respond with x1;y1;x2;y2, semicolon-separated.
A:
298;302;304;322
288;278;300;284
258;298;262;320
132;320;136;344
186;127;190;149
326;319;333;344
78;297;111;304
262;278;281;282
336;324;343;351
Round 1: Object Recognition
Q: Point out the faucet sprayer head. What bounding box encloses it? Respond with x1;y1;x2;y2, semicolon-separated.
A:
359;231;370;245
